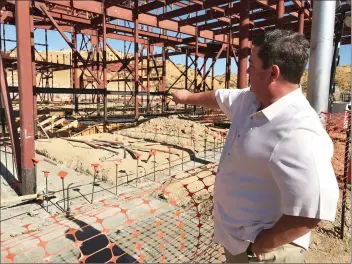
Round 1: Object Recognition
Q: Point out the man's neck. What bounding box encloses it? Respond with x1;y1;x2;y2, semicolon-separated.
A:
260;83;300;109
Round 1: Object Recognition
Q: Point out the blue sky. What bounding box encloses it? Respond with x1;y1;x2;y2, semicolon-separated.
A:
1;25;351;76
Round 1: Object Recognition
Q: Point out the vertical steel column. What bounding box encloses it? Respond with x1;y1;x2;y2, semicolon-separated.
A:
185;50;188;110
16;0;36;194
0;22;2;52
123;27;126;106
102;9;108;125
0;56;22;181
161;44;166;112
307;0;336;114
298;1;305;34
30;9;37;139
238;0;249;89
91;34;100;111
203;57;206;92
0;92;5;139
147;42;150;112
225;1;233;89
276;0;285;29
211;58;214;90
72;31;79;113
194;27;199;113
134;0;139;118
45;29;49;101
2;23;6;52
225;34;231;89
161;6;167;113
140;46;144;108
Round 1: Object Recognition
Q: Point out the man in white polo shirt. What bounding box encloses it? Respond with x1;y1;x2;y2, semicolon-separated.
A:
171;29;339;263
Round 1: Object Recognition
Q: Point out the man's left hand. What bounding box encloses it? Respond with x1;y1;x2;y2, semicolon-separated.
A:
251;229;276;261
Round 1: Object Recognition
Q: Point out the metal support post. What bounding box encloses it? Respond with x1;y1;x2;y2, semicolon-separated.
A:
238;0;249;89
134;0;139;118
307;0;336;114
276;0;285;29
102;10;108;125
298;1;305;34
16;0;36;195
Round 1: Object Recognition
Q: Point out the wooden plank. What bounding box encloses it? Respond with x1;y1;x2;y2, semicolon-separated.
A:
56;120;79;132
39;115;57;127
43;118;65;132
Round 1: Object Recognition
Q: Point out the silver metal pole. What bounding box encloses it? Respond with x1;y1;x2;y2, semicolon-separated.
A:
307;0;336;114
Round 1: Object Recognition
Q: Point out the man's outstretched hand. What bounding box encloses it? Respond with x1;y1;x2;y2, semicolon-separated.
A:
171;90;192;104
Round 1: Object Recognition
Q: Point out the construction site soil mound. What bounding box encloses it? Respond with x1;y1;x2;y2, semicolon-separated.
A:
35;133;191;185
121;116;227;153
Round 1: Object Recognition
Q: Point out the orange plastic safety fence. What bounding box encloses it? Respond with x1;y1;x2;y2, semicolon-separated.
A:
1;163;225;263
320;111;351;239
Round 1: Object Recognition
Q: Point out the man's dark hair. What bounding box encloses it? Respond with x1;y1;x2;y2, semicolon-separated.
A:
252;29;310;84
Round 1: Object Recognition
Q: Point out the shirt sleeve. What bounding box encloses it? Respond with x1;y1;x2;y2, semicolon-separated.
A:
268;118;339;222
215;88;249;120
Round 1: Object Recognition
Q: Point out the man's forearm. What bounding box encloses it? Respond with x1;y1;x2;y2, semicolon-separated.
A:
258;215;320;248
185;90;219;109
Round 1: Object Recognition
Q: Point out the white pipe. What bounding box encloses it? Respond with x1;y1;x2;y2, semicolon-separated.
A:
307;1;336;114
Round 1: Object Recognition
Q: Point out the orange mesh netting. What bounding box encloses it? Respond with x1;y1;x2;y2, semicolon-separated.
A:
1;163;225;263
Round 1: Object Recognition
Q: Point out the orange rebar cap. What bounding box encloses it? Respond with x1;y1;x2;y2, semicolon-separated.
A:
91;163;101;171
58;170;68;179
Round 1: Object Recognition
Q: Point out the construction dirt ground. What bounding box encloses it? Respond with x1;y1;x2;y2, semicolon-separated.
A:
1;115;351;263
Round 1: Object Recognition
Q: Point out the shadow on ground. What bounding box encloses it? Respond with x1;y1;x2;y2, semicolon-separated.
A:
65;217;138;263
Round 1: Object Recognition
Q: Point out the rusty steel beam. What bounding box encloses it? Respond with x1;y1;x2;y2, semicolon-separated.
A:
276;0;285;29
214;4;301;35
253;0;278;10
72;31;79;113
179;0;246;27
298;0;305;33
205;0;233;7
40;0;238;44
195;43;226;91
193;26;199;113
225;34;231;89
102;8;108;124
161;5;167;112
110;77;161;82
253;0;298;20
232;19;312;39
159;0;233;22
3;1;241;45
134;0;139;118
146;42;150;112
158;4;201;21
166;59;195;91
106;42;148;91
0;55;22;182
192;0;225;14
238;0;249;89
7;86;169;96
198;20;228;31
178;9;231;26
16;0;36;195
249;4;299;21
292;0;311;19
39;5;101;84
138;0;179;13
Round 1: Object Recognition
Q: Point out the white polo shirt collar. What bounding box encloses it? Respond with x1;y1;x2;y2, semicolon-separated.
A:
250;87;303;121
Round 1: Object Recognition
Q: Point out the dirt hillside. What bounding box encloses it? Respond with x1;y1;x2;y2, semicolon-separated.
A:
5;49;351;93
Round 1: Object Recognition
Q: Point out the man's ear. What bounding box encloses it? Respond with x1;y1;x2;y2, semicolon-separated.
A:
271;65;280;81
